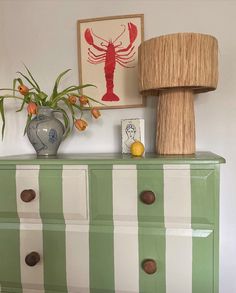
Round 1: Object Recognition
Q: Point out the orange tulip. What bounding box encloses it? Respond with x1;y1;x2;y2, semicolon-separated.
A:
79;96;89;106
68;95;77;104
91;107;101;119
27;102;37;115
74;119;88;131
18;84;29;96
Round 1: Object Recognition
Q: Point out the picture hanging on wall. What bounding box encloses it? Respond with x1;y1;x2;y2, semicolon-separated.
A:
77;14;144;109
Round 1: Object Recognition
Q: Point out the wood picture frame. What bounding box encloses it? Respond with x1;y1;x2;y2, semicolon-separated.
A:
77;14;144;109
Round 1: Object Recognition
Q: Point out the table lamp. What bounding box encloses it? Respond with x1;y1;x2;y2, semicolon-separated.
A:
138;33;218;154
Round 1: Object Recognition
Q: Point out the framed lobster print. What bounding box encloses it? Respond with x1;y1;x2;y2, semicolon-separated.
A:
77;14;144;109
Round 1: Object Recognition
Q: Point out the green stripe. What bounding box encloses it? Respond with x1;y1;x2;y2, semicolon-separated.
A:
39;165;65;221
0;167;21;291
39;166;67;293
191;169;215;226
0;224;22;292
138;167;166;292
192;230;214;293
89;165;114;293
0;168;19;222
191;168;215;293
213;166;220;293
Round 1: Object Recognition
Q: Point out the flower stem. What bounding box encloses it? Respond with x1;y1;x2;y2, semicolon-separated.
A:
1;95;24;101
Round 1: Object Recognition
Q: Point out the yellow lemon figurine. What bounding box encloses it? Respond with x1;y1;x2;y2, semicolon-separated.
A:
130;140;145;157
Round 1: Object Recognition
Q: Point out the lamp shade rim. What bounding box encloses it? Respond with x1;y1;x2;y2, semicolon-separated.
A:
141;32;218;44
140;85;217;96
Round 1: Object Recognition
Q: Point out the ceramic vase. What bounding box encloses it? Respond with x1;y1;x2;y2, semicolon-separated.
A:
27;106;67;156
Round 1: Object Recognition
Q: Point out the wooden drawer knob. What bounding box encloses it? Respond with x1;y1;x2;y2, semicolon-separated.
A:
142;259;157;274
25;252;40;267
20;189;36;202
140;190;156;205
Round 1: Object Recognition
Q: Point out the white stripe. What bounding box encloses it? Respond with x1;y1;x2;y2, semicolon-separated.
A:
163;164;191;228
166;228;211;238
112;166;139;293
164;165;192;293
63;165;88;170
16;165;40;170
65;225;90;292
21;289;44;293
16;165;41;220
16;166;44;293
166;233;192;293
20;226;44;292
20;223;44;230
63;165;88;221
113;165;136;170
164;165;190;170
63;165;90;292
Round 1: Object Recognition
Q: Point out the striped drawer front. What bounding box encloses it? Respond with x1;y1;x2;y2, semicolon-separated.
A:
90;164;216;226
0;224;214;293
0;165;89;222
0;163;218;292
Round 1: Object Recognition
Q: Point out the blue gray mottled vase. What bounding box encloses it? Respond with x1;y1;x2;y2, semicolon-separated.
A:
27;106;65;156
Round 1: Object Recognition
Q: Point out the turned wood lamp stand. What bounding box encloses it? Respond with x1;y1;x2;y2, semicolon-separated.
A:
138;33;218;154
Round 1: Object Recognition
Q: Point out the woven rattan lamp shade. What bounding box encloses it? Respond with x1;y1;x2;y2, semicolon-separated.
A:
138;33;218;154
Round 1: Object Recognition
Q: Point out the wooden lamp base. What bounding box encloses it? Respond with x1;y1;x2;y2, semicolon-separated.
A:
156;89;195;154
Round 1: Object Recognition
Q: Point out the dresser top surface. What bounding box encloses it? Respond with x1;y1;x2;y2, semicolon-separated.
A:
0;152;225;165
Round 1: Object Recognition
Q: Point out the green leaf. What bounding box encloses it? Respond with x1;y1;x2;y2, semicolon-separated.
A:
0;87;19;91
16;93;31;112
55;107;71;138
67;84;95;93
61;97;75;116
23;64;41;92
72;103;83;111
0;97;5;139
23;114;32;136
51;69;71;100
17;71;40;93
38;91;48;100
66;92;80;97
51;84;96;106
86;95;105;106
16;78;23;85
0;79;22;96
16;100;26;112
59;84;95;97
44;100;52;107
14;78;22;96
30;92;43;106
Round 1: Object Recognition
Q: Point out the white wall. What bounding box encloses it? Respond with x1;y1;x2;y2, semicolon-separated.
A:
0;0;235;292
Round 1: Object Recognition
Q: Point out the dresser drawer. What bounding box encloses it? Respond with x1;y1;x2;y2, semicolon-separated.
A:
0;223;90;292
138;227;214;293
0;223;214;293
90;165;216;226
0;165;89;222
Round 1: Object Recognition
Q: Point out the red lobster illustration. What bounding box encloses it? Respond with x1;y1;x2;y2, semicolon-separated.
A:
84;22;138;101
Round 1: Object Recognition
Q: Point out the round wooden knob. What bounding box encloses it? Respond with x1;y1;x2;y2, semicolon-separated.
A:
25;252;40;267
20;189;36;202
142;259;157;274
140;190;156;205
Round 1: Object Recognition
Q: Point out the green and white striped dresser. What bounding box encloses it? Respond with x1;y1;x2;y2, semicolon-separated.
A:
0;152;225;293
